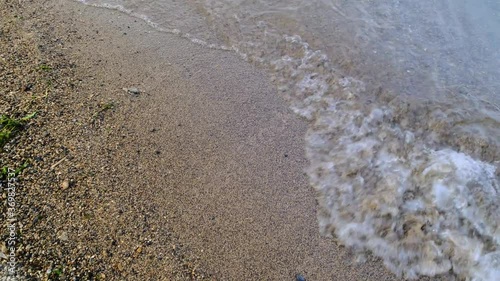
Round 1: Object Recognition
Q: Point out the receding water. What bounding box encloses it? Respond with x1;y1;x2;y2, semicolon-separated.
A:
77;0;500;279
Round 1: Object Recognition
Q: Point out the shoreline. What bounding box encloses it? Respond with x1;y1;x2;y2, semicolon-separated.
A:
0;1;444;280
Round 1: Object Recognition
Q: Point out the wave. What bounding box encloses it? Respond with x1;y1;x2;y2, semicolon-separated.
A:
271;34;500;280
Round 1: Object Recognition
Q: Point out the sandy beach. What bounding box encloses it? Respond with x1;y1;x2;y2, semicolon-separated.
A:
0;0;449;280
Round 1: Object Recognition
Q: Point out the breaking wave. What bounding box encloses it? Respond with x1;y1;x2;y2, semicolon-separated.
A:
270;34;500;280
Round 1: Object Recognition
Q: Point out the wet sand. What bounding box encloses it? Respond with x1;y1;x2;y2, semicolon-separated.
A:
1;0;442;280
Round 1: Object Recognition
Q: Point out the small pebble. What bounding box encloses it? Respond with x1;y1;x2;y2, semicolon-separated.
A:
24;83;33;91
134;246;143;258
296;274;306;281
127;87;140;95
61;180;70;190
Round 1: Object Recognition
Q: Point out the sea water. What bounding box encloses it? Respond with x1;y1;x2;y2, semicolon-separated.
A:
76;0;500;279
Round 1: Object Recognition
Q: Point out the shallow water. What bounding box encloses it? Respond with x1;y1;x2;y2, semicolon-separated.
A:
77;0;500;279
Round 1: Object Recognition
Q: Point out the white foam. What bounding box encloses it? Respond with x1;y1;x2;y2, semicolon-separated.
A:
267;33;500;280
73;0;231;51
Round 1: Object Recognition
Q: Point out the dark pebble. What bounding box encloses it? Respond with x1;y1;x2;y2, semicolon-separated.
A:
24;83;33;91
127;87;140;95
296;274;306;281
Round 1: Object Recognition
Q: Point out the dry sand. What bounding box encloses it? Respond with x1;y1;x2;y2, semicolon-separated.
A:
0;0;443;280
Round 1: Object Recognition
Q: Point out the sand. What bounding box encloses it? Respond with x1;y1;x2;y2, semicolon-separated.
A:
0;0;442;280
